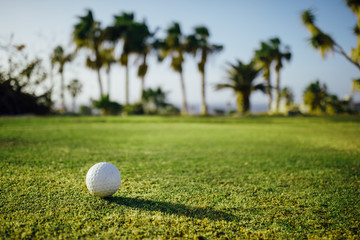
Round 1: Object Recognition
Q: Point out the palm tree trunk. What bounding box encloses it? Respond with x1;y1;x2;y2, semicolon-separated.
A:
265;76;272;112
140;76;145;101
275;70;280;113
125;63;129;105
60;71;66;112
96;67;104;98
107;69;111;99
140;54;147;102
179;71;188;115
334;43;360;71
236;92;250;115
72;96;76;113
200;71;208;115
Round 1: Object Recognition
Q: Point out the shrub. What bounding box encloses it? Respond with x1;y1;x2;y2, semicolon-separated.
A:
92;95;122;115
123;102;145;115
79;105;92;115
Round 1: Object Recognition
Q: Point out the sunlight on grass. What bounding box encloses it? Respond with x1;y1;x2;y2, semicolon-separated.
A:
0;116;359;238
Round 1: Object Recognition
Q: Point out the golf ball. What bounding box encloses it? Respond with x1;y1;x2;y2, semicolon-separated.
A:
86;162;121;197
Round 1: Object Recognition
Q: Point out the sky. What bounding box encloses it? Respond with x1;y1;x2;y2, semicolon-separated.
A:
0;0;359;112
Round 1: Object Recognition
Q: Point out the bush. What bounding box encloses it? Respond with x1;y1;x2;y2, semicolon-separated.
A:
0;49;52;115
123;102;145;115
0;76;52;115
141;87;179;115
92;95;122;115
79;105;92;115
160;104;180;115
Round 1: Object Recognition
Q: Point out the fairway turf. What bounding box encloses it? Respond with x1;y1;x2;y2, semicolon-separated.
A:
0;116;359;239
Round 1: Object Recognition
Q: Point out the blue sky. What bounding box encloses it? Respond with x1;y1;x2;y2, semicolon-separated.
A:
0;0;358;111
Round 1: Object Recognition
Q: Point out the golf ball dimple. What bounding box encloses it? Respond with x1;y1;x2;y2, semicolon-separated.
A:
86;162;121;197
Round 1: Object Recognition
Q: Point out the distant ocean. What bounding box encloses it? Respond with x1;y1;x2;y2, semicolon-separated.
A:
184;102;269;115
63;101;269;115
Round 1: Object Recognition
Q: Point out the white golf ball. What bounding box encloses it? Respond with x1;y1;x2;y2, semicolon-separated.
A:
86;162;121;197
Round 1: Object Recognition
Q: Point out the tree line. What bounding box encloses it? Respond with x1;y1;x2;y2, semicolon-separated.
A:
66;10;225;116
1;0;359;116
55;9;292;116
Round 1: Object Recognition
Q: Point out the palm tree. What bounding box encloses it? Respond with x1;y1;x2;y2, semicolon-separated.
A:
216;59;265;114
109;12;142;105
156;22;189;115
67;79;83;112
137;51;148;101
51;45;72;112
301;8;360;70
134;22;153;101
187;26;223;115
115;12;134;106
73;9;104;98
281;87;294;109
255;41;275;111
303;80;327;113
270;38;292;112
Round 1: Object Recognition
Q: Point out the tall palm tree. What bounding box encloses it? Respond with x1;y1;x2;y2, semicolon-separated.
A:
73;9;104;98
137;51;148;101
215;60;265;114
67;79;83;112
110;12;141;105
270;38;292;112
255;41;275;111
187;26;223;115
51;45;72;112
134;22;153;101
157;22;189;115
301;8;360;70
115;13;134;106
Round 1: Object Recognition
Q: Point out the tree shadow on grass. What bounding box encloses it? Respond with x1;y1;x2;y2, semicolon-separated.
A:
106;196;237;222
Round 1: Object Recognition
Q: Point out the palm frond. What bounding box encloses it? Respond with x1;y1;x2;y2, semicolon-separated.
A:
184;34;199;56
302;9;315;25
215;83;235;91
194;26;210;39
308;32;335;58
345;0;360;14
86;56;97;70
352;78;360;93
170;55;183;72
137;63;148;78
269;38;280;47
167;22;181;36
252;83;266;93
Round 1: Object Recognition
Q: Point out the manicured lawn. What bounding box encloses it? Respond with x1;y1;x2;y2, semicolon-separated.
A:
0;116;359;239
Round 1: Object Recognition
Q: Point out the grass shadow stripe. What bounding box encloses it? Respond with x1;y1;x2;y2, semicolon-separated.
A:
106;196;237;222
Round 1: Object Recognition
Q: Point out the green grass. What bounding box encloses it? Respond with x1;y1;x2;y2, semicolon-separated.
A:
0;116;359;239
